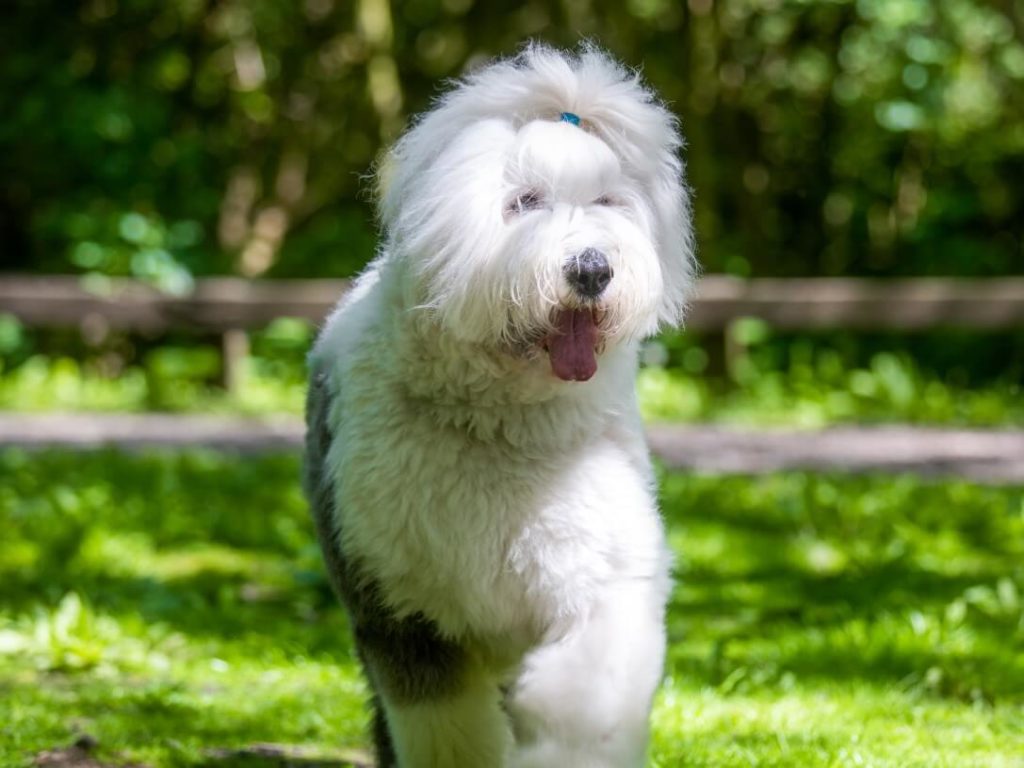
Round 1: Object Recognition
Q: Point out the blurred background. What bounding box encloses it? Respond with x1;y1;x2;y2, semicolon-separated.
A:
3;3;1024;766
1;0;1022;423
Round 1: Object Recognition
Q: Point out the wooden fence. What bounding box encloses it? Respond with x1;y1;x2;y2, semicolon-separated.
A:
2;274;1023;389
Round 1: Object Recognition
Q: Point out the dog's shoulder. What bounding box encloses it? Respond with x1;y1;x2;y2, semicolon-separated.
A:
310;260;386;370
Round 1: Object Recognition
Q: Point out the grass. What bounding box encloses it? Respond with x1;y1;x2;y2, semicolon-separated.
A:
0;353;306;416
1;450;1023;766
635;351;1024;428
2;341;1022;427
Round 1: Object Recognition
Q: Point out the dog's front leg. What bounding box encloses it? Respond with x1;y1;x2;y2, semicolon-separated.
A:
381;662;513;768
358;616;513;768
372;659;513;767
505;578;669;768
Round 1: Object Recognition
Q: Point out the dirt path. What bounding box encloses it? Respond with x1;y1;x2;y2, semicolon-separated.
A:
32;736;371;768
645;424;1024;484
2;412;1022;483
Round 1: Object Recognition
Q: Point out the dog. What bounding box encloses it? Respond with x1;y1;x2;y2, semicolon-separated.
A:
304;42;696;767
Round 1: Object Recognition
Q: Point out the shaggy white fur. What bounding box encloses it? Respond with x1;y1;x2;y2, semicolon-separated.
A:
308;42;695;767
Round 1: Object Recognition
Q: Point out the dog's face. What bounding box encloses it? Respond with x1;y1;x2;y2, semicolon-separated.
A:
380;45;695;382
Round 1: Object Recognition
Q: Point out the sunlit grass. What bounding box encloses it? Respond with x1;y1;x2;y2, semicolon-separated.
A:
2;350;1023;427
635;358;1024;427
0;354;306;415
1;450;1022;766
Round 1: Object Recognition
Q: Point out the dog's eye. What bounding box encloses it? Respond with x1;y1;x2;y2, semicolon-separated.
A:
593;194;618;207
507;190;545;216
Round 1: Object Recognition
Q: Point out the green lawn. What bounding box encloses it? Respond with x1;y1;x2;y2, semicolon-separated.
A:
1;450;1022;767
2;348;1022;428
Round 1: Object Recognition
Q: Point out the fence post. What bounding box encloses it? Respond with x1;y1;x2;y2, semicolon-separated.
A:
220;328;249;394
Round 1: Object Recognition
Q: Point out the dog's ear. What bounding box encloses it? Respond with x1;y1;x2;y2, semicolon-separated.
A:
650;144;697;330
376;126;428;238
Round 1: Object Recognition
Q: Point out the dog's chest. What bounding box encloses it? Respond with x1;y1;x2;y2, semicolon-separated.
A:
332;403;655;642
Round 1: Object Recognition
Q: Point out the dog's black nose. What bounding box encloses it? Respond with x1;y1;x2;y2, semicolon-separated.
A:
565;248;613;298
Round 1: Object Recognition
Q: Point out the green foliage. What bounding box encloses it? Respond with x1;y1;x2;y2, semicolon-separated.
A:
0;317;312;413
1;450;1021;765
4;324;1021;426
638;340;1024;427
68;212;198;294
0;314;25;357
1;0;1021;280
635;325;1024;425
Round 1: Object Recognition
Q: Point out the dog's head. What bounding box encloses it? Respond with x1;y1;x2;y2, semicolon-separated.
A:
379;43;696;382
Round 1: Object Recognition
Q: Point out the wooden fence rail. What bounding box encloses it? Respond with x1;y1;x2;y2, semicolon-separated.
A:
3;274;1024;332
2;274;1022;389
0;276;346;334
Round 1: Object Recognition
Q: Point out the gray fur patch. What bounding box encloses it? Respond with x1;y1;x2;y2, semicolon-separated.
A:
303;367;469;736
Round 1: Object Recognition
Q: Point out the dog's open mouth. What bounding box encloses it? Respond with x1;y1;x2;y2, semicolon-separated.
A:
544;308;601;382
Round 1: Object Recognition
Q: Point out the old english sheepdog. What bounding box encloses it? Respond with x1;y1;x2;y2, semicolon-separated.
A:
304;43;696;767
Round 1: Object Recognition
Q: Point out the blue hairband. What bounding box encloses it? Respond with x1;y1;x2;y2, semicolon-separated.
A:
560;111;581;126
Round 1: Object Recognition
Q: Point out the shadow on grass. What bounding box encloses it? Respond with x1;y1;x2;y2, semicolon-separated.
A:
659;472;1024;701
3;566;355;663
3;450;1023;708
201;743;371;767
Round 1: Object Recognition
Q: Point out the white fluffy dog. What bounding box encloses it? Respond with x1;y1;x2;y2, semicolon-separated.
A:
304;43;695;768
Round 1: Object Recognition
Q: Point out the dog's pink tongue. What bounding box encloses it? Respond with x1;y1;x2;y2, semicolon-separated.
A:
548;309;598;382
